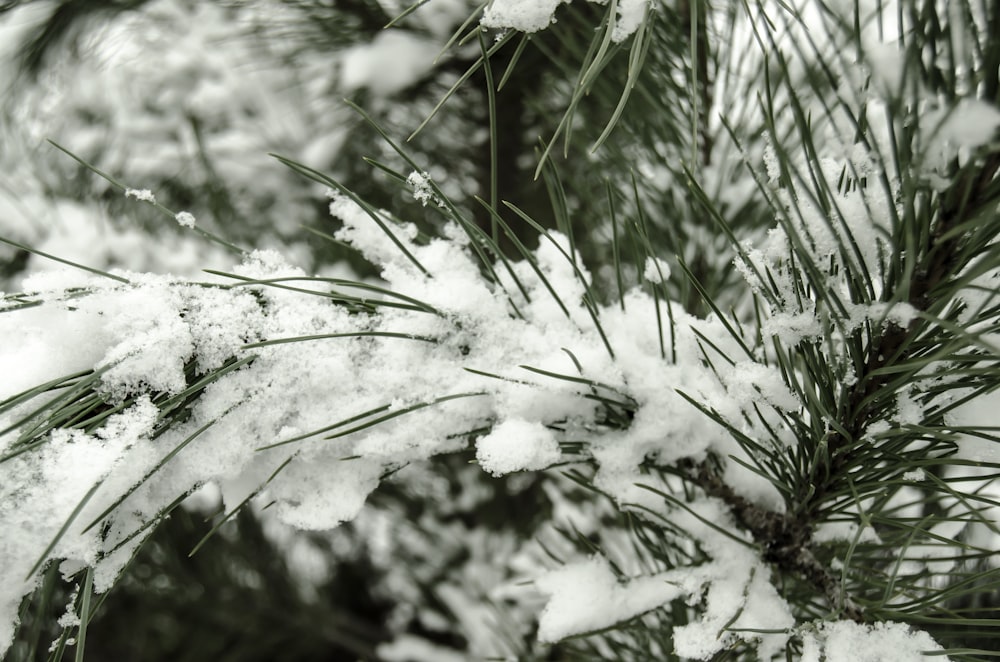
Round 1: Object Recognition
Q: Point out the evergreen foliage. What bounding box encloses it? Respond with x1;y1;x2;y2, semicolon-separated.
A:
1;0;999;660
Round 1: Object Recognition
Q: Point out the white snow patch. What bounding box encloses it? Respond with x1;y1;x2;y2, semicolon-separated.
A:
865;39;905;98
643;256;670;284
481;0;567;33
611;0;650;43
535;555;690;642
722;361;799;412
340;30;440;96
482;0;650;41
950;387;1000;463
935;98;1000;149
476;418;561;476
406;170;436;207
800;620;947;662
124;188;156;203
269;455;382;530
174;211;196;228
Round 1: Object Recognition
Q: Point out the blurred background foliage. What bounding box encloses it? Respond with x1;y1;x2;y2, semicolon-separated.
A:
0;0;775;305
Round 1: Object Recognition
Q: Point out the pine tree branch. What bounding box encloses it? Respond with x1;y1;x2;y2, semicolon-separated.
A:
826;154;1000;481
682;152;1000;627
681;458;865;622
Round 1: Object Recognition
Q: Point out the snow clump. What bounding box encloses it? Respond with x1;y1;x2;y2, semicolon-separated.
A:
482;0;652;43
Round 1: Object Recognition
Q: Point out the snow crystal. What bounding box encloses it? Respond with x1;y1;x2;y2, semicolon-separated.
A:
329;193;421;272
56;602;80;630
761;311;823;343
869;301;917;328
124;187;156;203
800;620;947;662
864;419;891;440
96;283;195;399
476;418;561;477
178;284;263;371
406;170;436;207
174;211;196;228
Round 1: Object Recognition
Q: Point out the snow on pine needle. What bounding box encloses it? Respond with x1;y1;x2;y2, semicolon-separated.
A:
0;179;787;657
3;0;1000;659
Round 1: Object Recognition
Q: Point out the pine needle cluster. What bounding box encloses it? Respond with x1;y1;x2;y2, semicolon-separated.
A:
1;0;999;660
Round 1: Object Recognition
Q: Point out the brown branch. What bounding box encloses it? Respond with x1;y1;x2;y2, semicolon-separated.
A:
682;459;865;622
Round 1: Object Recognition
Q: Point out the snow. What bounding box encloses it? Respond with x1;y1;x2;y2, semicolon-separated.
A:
481;0;651;42
950;387;1000;463
270;455;383;530
672;563;794;660
923;98;1000;172
406;170;437;207
0;397;159;650
0;297;109;401
864;39;905;98
481;0;568;33
0;202;788;655
813;521;881;545
611;0;651;43
378;634;467;662
0;0;993;657
722;361;799;413
340;30;441;96
933;98;1000;149
476;418;561;476
895;389;923;427
642;256;670;284
124;188;156;204
174;211;196;228
534;555;689;642
800;620;948;662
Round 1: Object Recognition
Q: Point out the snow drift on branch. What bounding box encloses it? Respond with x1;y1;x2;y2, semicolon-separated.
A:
0;187;796;656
